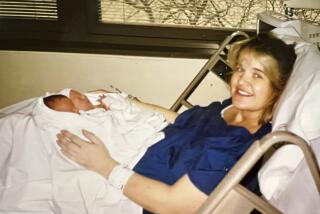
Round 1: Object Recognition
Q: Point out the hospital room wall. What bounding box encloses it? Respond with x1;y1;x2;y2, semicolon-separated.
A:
0;50;230;109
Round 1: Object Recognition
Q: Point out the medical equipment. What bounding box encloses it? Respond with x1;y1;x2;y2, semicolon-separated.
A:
257;10;320;49
257;0;320;50
284;0;320;10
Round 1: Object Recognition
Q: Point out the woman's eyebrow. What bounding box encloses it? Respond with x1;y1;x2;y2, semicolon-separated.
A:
253;67;264;73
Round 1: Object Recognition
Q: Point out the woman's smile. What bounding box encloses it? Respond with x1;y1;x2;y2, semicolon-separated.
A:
235;87;253;97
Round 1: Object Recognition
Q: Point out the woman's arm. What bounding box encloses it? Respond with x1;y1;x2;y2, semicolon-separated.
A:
129;98;178;124
56;130;207;214
124;173;207;213
87;89;178;123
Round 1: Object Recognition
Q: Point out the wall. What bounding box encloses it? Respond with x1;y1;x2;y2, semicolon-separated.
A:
0;50;230;109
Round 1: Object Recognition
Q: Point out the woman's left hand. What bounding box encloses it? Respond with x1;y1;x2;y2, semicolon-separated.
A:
56;130;118;177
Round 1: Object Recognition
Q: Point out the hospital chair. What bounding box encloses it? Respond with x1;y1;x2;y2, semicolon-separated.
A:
171;25;320;212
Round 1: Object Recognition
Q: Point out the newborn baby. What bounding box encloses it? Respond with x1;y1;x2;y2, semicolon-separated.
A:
43;89;107;114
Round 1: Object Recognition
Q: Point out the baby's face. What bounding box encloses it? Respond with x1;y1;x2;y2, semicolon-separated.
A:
54;98;79;114
69;90;94;111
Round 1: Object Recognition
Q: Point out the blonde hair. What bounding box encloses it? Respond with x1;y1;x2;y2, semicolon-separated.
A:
227;33;296;124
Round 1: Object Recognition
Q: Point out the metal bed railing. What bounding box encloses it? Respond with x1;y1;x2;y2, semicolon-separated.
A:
170;31;249;112
197;131;320;214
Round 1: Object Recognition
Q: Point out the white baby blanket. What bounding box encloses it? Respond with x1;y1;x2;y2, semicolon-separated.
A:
0;90;168;213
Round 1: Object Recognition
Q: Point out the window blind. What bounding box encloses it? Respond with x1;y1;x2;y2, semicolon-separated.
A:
0;0;58;20
98;0;274;29
98;0;320;29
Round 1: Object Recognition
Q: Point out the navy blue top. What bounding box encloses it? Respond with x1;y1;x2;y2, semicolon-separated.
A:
133;99;271;195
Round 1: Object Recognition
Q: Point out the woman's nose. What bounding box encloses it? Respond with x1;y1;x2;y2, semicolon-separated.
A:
237;72;250;84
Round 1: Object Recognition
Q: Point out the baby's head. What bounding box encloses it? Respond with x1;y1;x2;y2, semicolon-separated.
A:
44;94;79;113
69;89;95;111
44;89;98;113
44;89;104;113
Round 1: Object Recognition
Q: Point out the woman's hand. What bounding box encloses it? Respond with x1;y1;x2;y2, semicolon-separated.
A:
56;130;118;177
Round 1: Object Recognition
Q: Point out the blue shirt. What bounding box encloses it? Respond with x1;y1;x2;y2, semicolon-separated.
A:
133;99;271;195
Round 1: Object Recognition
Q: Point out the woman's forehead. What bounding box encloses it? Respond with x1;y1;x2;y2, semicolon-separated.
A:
239;49;275;68
238;52;264;67
238;48;260;59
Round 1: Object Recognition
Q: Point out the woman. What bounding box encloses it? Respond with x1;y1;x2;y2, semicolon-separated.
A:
57;33;296;213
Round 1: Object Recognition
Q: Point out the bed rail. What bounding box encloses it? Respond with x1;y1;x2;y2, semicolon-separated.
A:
170;31;249;112
197;131;320;214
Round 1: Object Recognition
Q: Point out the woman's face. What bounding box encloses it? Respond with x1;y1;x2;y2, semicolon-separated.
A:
230;52;274;114
69;90;94;111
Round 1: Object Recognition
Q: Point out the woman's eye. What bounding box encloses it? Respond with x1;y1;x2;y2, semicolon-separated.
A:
235;66;243;72
253;73;262;79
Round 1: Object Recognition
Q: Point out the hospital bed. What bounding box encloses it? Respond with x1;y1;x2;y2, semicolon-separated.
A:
1;10;320;214
1;33;320;214
170;11;320;214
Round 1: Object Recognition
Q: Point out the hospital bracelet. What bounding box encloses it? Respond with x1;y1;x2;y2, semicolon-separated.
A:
108;164;134;192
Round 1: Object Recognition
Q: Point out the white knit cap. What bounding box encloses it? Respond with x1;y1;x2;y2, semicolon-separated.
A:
57;88;72;97
44;88;72;98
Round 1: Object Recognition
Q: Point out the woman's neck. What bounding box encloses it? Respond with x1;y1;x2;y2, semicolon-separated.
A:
223;106;263;134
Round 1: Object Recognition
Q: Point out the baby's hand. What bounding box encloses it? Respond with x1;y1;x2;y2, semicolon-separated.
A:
95;94;109;110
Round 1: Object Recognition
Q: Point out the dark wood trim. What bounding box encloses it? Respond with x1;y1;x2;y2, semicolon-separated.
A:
0;0;255;58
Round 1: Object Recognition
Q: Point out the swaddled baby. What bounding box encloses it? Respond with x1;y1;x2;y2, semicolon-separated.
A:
36;88;167;167
43;88;107;113
29;88;168;212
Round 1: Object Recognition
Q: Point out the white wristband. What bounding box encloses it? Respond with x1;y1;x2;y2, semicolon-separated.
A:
108;165;134;192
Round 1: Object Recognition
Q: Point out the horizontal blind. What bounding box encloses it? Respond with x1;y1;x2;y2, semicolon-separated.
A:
0;0;58;20
98;0;320;29
98;0;275;29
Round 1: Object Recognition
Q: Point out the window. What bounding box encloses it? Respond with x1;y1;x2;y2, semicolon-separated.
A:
0;0;65;33
98;0;320;28
88;0;263;53
98;0;280;29
0;0;319;57
90;0;320;56
0;0;58;20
